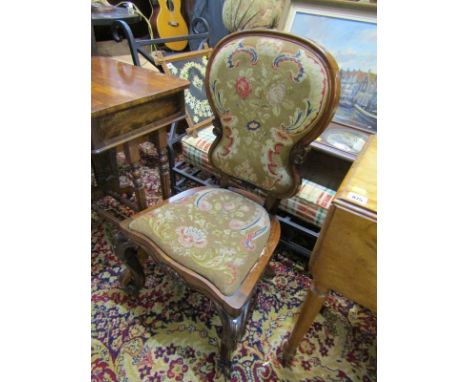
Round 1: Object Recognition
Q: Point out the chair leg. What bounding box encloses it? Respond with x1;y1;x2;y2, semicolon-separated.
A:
167;122;179;196
215;298;253;378
114;232;147;297
263;263;275;280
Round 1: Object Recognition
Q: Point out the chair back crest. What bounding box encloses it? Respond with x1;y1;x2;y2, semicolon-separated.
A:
205;30;340;198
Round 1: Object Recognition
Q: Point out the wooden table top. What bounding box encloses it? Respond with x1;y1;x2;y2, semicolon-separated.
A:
91;57;189;118
336;135;377;215
91;6;141;26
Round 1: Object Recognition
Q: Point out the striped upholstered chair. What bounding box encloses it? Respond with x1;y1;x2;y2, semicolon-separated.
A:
115;30;340;377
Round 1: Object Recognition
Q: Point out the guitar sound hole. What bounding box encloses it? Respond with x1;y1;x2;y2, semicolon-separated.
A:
166;0;174;12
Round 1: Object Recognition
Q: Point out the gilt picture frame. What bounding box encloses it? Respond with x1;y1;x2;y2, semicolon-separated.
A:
284;1;377;133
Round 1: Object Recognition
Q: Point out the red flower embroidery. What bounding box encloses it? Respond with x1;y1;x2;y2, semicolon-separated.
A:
236;76;251;98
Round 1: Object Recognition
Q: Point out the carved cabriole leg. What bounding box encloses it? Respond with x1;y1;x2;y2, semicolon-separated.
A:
114;232;147;297
123;142;147;211
215;298;254;378
282;282;328;365
151;129;171;200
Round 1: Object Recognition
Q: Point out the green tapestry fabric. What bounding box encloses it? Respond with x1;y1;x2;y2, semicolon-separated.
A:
208;34;330;196
129;188;271;295
222;0;284;32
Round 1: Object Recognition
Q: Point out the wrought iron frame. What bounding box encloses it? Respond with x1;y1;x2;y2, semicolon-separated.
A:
110;17;210;69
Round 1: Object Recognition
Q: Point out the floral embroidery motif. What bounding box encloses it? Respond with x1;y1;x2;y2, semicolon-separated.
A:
194;188;217;210
177;226;207;248
167;57;212;124
247;120;261;131
281;100;314;134
266;83;286;105
272;127;293;145
220;111;238;128
192;74;204;90
223;202;235;211
229;219;244;230
227;42;258;68
266;143;283;176
260;137;293;189
236;76;252;98
216;126;240;159
255;37;284;56
273;50;306;82
210;80;227;114
243;225;269;251
233;161;258;183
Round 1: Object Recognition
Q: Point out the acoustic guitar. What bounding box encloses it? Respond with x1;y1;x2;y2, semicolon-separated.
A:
149;0;189;51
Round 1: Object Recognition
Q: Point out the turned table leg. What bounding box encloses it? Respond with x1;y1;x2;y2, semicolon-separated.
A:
151;128;171;200
282;282;328;364
124;141;147;211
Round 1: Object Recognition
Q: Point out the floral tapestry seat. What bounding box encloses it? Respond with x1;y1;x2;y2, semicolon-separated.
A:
128;188;271;296
181;125;336;228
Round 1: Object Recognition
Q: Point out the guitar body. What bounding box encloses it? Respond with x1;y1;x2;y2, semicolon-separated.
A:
153;0;188;51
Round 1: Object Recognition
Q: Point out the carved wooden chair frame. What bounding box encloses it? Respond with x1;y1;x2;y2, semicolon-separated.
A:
115;29;340;377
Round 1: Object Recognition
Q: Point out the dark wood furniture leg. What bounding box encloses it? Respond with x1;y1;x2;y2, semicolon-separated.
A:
215;298;253;377
263;263;276;279
91;24;98;56
92;148;120;193
114;232;148;297
124;141;147;210
282;282;328;364
151;129;172;200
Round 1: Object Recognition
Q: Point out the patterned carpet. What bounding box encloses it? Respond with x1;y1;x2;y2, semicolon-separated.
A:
91;146;376;382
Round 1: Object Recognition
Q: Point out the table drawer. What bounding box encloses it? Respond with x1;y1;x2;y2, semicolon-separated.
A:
92;92;185;153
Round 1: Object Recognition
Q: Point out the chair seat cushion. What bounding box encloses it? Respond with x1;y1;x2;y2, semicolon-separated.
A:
128;187;271;296
182;126;336;227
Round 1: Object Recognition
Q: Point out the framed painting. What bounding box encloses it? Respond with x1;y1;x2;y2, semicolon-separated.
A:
284;1;377;158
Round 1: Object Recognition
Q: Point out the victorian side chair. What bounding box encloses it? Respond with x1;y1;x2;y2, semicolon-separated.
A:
114;29;340;376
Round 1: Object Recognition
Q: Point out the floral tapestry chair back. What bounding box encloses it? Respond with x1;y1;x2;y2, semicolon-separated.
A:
205;30;341;199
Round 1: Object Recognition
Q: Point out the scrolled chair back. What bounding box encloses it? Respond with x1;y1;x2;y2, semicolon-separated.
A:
205;29;340;199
